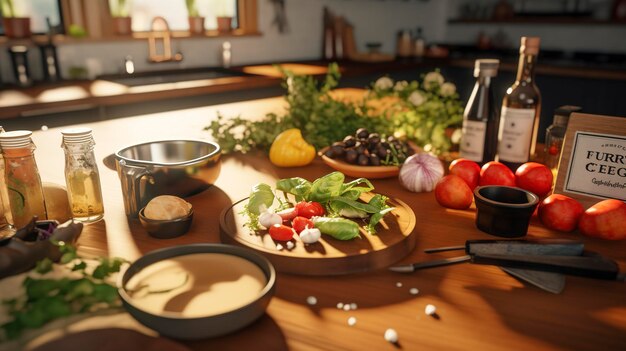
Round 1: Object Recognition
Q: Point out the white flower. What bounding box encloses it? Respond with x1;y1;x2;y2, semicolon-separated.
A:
408;91;426;106
424;71;444;90
440;82;457;97
374;77;394;90
393;80;408;91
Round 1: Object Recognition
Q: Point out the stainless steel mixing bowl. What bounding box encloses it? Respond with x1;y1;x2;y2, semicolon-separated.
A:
114;140;221;216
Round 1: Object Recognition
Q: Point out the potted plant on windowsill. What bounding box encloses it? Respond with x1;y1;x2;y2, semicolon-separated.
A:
214;0;232;33
108;0;132;35
186;0;205;35
1;0;31;39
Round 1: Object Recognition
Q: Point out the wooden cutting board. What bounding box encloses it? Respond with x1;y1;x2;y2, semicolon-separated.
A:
219;194;417;275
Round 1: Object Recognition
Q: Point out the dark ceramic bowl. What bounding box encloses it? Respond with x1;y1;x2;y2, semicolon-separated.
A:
473;186;539;238
118;244;276;340
138;207;193;239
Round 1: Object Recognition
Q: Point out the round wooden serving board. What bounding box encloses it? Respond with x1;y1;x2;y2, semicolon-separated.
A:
219;194;417;275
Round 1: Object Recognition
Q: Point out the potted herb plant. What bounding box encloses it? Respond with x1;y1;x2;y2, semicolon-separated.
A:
214;0;232;33
186;0;205;35
1;0;31;39
108;0;132;35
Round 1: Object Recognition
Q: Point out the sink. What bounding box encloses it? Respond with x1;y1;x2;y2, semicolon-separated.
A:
98;67;255;87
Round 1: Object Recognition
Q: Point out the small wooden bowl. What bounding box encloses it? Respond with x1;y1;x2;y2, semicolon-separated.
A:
319;147;400;179
138;207;193;239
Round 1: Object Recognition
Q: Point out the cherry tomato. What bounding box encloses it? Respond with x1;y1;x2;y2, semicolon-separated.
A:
479;161;515;187
276;207;298;221
268;224;295;241
294;201;325;218
292;216;314;234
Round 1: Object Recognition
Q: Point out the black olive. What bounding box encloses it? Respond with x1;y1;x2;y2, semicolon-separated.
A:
380;141;390;149
376;146;389;158
367;133;381;145
355;143;367;155
357;154;369;166
356;128;369;139
324;148;335;158
330;144;345;157
370;154;381;166
368;141;378;152
343;135;356;147
332;141;345;148
345;149;358;164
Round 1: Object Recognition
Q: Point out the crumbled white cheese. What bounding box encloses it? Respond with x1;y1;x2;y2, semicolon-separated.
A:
337;302;344;309
396;282;403;288
343;304;351;311
348;316;357;326
286;241;295;250
306;296;317;306
425;304;437;316
350;303;357;310
409;288;419;295
276;243;284;251
384;328;398;343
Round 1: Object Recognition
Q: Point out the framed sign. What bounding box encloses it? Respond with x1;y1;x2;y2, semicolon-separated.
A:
554;113;626;209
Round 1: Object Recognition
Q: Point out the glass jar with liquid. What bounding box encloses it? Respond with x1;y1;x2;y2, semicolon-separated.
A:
0;126;15;239
0;130;47;229
61;128;104;223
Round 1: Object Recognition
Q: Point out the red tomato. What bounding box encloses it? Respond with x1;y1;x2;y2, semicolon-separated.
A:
292;216;314;234
515;162;553;197
538;194;584;232
268;224;295;241
449;158;481;189
479;161;515;187
294;201;325;218
579;199;626;240
276;207;298;221
434;175;473;210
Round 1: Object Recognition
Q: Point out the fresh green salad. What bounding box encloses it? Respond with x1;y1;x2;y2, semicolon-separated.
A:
242;172;394;243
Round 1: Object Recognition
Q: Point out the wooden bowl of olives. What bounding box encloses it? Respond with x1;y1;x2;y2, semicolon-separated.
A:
319;128;415;179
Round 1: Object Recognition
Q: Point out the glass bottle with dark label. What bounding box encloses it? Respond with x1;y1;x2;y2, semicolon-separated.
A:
460;59;500;164
497;37;542;170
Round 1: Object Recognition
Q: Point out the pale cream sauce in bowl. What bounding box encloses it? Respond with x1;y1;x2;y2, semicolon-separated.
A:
118;244;276;339
124;253;267;318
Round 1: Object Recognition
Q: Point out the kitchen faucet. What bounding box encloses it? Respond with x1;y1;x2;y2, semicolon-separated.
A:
147;16;183;63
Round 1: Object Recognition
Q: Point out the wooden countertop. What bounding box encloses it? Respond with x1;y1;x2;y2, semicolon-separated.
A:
21;92;626;350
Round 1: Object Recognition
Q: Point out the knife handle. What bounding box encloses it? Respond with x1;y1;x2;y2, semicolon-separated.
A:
466;239;585;257
471;252;619;280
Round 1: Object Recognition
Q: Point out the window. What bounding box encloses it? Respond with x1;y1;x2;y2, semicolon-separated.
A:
0;0;63;35
128;0;238;32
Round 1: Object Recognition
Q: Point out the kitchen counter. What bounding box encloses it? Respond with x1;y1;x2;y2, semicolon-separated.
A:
2;56;625;123
17;91;626;350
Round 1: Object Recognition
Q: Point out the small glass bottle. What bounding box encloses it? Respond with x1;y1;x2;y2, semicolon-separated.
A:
0;130;47;229
0;126;15;238
544;105;582;173
61;127;104;223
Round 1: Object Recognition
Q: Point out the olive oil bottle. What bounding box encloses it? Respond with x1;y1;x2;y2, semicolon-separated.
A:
497;37;542;170
460;59;500;165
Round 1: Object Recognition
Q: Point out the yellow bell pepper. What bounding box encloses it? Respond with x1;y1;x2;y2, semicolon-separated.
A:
269;128;316;167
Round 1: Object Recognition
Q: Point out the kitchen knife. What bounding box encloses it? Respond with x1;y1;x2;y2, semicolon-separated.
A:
390;251;623;281
421;239;583;293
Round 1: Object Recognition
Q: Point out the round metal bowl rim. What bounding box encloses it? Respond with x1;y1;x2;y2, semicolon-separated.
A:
115;139;221;167
118;243;276;321
474;185;539;209
138;207;194;223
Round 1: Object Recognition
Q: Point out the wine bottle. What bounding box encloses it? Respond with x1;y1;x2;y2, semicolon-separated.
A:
497;37;542;171
460;59;500;165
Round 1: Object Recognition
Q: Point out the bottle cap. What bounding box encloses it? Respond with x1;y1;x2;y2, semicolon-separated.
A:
61;127;93;144
0;130;33;149
474;59;500;77
553;105;582;126
520;37;540;55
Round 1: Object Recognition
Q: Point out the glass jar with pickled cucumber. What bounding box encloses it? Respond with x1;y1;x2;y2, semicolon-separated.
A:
61;128;104;223
0;130;48;229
